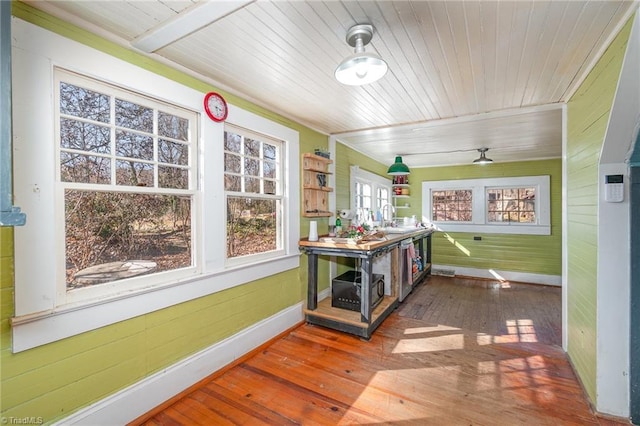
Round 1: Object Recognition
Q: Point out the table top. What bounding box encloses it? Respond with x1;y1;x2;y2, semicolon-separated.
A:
299;228;433;253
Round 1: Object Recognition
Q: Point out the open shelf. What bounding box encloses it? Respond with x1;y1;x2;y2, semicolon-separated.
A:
303;153;333;217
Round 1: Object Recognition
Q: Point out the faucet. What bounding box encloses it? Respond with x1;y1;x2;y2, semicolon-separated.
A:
380;203;395;226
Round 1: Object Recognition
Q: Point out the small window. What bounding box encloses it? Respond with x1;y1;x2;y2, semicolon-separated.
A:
355;182;372;210
487;187;536;223
422;176;550;235
431;190;473;222
224;125;284;262
350;166;392;220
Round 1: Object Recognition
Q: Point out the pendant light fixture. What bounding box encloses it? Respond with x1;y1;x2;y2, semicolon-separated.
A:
473;148;493;164
335;24;388;86
387;156;410;175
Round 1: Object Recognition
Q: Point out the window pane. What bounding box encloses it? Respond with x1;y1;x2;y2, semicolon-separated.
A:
225;153;241;173
244;138;260;157
226;196;278;258
115;99;153;132
158;111;188;141
65;190;191;289
264;180;276;195
487;186;537;223
431;189;472;222
244;158;259;176
225;175;241;191
61;152;111;184
116;130;153;160
158;139;188;165
263;143;276;160
60;82;110;122
224;131;241;153
115;160;153;187
158;166;188;189
61;119;111;153
244;177;260;193
264;161;276;179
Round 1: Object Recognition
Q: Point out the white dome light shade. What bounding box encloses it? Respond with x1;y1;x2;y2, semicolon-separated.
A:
335;52;388;85
335;24;388;86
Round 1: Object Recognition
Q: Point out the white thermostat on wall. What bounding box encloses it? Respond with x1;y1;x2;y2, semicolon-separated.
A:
605;174;624;202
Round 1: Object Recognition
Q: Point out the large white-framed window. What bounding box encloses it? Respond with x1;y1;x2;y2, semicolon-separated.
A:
224;124;284;265
11;19;299;352
55;69;199;305
422;176;551;235
350;166;392;219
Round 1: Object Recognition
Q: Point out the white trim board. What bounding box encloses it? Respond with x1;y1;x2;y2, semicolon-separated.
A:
53;303;304;426
431;264;561;287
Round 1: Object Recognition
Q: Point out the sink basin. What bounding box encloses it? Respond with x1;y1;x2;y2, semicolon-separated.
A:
379;227;416;234
318;237;359;244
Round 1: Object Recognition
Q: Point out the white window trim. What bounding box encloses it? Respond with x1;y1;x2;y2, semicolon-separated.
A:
10;19;299;352
349;166;392;212
222;125;286;267
421;176;550;235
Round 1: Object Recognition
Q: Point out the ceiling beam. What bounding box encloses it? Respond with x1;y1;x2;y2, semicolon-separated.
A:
132;0;255;53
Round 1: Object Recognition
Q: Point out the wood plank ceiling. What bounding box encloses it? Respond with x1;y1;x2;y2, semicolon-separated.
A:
24;0;637;167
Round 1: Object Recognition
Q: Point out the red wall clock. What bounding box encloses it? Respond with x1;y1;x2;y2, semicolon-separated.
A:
203;92;228;122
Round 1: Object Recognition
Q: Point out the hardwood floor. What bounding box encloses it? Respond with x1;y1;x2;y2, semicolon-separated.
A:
133;276;628;425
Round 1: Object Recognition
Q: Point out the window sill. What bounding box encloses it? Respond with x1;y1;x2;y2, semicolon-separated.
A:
11;254;300;353
432;223;551;236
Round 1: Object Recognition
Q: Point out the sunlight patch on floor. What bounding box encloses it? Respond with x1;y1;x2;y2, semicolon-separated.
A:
393;333;465;353
403;324;461;335
343;367;463;422
506;319;538;342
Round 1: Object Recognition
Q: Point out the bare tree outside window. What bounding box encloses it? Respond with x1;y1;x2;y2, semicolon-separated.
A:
487;187;536;223
224;126;282;259
432;190;473;221
57;71;195;290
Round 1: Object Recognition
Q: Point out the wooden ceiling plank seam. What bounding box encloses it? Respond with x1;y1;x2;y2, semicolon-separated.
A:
423;2;466;118
162;17;343;126
494;1;518;113
299;1;400;129
404;1;457;118
547;3;605;101
462;1;486;114
526;2;584;105
339;0;427;125
558;2;628;101
444;1;478;118
514;1;549;109
368;1;442;121
337;0;427;124
503;2;533;109
246;2;346;95
476;0;500;114
498;2;522;108
509;3;534;107
562;1;637;101
521;1;570;106
314;0;406;129
385;1;446;120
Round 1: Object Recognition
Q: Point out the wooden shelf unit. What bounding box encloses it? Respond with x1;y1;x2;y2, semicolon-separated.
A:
302;153;333;217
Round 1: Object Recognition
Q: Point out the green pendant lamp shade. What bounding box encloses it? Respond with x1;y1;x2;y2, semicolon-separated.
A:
387;156;410;175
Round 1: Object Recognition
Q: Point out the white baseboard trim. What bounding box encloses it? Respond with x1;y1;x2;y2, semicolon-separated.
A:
432;264;562;287
54;302;304;426
318;286;331;301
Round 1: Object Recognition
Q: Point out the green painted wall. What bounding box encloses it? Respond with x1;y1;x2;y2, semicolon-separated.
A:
332;142;389;273
410;159;562;276
2;2;327;423
334;142;388;212
565;17;633;403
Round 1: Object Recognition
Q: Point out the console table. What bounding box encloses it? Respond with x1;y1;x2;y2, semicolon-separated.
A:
299;229;432;339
